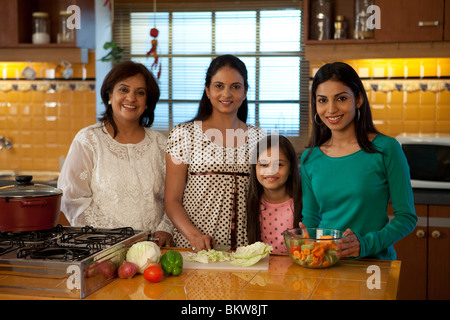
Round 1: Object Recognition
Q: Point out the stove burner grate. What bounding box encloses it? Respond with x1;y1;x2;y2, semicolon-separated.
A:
60;226;136;248
17;245;94;261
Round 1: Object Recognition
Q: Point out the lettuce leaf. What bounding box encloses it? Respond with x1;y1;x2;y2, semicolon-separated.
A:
230;242;273;267
183;249;230;264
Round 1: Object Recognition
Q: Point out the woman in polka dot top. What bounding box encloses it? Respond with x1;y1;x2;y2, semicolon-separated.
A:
247;135;302;254
165;55;265;252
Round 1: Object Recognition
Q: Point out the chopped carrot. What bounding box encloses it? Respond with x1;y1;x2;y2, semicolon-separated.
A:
322;261;330;267
293;250;301;259
319;235;334;247
312;246;324;257
303;248;310;255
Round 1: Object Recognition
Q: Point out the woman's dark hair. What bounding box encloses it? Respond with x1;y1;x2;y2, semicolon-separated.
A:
191;54;248;123
247;135;302;244
305;62;380;162
99;60;160;137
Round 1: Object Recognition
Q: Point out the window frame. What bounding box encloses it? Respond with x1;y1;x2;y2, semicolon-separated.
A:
113;0;310;153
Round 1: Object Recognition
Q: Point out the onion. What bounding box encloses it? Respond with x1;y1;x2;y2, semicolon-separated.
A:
118;260;138;279
97;259;117;279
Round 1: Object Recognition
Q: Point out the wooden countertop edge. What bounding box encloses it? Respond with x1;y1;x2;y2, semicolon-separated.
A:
0;251;401;300
385;260;401;300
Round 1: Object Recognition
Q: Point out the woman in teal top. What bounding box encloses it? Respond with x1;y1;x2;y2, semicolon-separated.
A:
301;62;417;260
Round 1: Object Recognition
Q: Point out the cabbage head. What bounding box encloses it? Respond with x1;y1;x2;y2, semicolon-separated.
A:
126;241;161;273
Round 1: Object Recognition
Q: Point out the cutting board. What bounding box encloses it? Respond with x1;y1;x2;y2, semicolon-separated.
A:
181;253;270;271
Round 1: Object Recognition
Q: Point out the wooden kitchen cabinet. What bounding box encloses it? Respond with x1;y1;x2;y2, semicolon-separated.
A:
374;0;445;42
444;0;450;40
305;0;446;43
304;0;450;60
392;204;427;299
427;205;450;300
392;203;450;300
0;0;94;62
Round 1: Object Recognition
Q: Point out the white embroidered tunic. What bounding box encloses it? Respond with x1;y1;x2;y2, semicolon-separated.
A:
58;123;173;234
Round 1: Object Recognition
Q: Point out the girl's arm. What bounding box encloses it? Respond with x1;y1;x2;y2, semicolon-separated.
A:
164;153;214;251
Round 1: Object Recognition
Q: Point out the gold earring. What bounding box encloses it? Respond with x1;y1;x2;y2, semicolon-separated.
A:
314;113;322;125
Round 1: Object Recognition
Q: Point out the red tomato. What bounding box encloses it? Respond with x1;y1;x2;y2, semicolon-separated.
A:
143;265;163;283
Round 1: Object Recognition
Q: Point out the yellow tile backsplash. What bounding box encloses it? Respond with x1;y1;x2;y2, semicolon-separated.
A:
310;58;450;138
0;52;96;172
1;56;450;172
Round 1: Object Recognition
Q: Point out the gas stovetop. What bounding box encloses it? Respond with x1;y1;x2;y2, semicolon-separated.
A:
0;225;148;299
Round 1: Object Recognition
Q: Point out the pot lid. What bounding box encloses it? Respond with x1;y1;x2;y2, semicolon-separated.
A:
0;175;62;198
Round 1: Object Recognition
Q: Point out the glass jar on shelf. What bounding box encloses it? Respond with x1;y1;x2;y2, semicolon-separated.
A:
32;12;50;44
310;0;333;41
334;15;347;40
354;0;375;39
57;11;75;44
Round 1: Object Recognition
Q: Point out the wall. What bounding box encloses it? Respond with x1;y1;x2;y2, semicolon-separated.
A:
0;51;96;171
1;56;449;172
310;58;450;138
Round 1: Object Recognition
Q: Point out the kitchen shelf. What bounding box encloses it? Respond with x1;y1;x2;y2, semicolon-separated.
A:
0;47;89;63
303;0;450;60
0;0;94;62
305;41;450;61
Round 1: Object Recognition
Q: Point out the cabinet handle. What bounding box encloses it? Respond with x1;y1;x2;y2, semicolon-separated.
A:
416;229;425;238
418;21;439;27
431;230;441;239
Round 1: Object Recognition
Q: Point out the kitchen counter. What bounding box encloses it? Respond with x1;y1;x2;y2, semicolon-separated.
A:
0;253;400;300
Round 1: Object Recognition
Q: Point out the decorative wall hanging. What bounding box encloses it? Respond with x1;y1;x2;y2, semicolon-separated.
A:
146;0;162;79
104;0;112;10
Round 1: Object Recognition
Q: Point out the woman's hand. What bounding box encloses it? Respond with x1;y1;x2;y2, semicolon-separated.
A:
189;234;215;252
337;229;360;258
298;222;310;238
153;231;174;247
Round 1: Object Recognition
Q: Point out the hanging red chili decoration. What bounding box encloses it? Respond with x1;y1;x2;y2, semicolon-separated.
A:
146;27;161;79
103;0;112;10
146;1;162;79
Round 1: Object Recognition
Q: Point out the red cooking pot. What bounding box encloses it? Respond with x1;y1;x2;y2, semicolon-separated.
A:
0;175;62;232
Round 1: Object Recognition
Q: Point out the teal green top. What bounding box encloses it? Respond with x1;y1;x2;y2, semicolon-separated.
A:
300;134;417;260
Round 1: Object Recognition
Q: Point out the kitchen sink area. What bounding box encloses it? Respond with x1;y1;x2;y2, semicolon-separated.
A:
0;171;59;188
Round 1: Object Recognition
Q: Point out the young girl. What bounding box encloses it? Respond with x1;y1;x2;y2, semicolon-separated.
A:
247;135;302;254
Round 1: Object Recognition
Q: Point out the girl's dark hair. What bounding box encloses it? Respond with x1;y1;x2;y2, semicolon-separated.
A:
305;62;380;162
191;54;248;123
99;60;160;137
247;135;302;244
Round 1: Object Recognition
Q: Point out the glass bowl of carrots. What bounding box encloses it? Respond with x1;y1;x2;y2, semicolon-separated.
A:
282;228;342;268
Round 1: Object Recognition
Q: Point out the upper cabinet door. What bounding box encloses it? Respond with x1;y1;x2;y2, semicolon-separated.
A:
375;0;444;42
0;0;19;46
444;0;450;40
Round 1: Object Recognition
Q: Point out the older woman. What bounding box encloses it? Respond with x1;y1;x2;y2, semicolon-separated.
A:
58;61;173;246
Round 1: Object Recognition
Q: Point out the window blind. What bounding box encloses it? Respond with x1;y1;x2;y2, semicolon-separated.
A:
113;0;309;149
